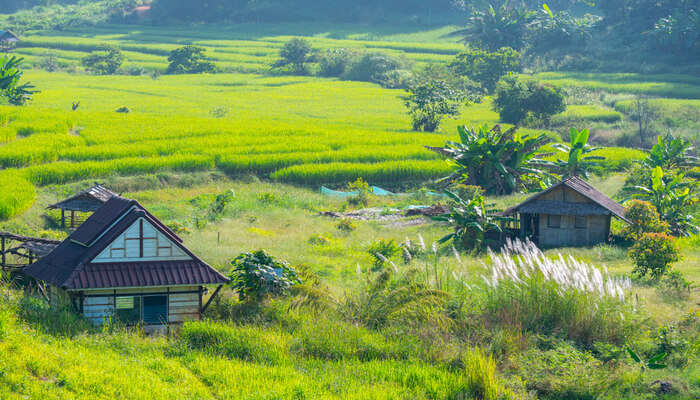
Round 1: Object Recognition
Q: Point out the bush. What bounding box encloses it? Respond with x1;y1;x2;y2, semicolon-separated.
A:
622;200;668;240
81;46;123;75
493;74;566;125
404;77;467;132
347;177;370;207
317;48;355;77
274;38;312;75
166;45;216;74
341;52;405;86
229;250;301;301
335;218;356;232
629;233;681;280
657;270;694;301
367;239;400;269
449;47;521;93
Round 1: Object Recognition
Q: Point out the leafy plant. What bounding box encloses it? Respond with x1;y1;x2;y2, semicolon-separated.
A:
494;74;566;125
642;133;699;170
448;47;521;93
207;189;235;220
628;232;681;280
626;347;668;371
455;1;537;51
317;48;355;77
0;55;36;105
347;178;370;207
433;191;511;250
166;45;216;74
273;38;313;75
628;167;698;236
81;45;123;75
437;124;551;195
551;128;604;179
341;52;406;86
367;239;400;269
621;200;668;240
335;218;355;232
403;77;468;132
229;250;301;301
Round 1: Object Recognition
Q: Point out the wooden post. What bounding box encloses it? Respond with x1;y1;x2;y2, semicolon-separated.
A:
1;235;5;268
201;285;223;314
61;209;65;228
70;210;75;228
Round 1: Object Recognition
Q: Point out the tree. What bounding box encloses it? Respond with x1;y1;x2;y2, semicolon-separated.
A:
551;128;605;179
81;46;124;75
435;124;551;195
433;190;512;250
455;2;537;51
448;47;521;93
621;200;668;240
493;74;566;125
642;133;699;170
273;38;312;75
629;166;698;236
166;45;216;74
630;96;659;146
404;77;468;132
629;233;680;280
0;55;36;105
229;250;301;301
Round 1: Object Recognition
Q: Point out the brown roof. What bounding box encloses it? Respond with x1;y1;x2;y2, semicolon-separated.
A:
25;197;228;290
47;184;118;212
502;176;629;223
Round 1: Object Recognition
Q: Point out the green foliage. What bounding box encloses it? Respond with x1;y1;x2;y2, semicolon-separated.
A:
651;4;700;58
461;347;514;400
335;218;356;232
433;191;509;250
347;177;370;207
317;48;355;77
642;133;699;170
0;169;36;220
81;45;123;75
207;189;235;221
657;270;694;301
456;2;537;51
629;232;681;280
166;45;216;74
551;128;604;179
367;238;400;268
529;6;598;53
449;47;521;93
439;124;551;195
628;167;698;236
404;77;467;132
493;74;566;124
341;52;406;86
626;347;668;371
274;38;313;75
229;250;301;301
621;200;668;240
0;55;36;105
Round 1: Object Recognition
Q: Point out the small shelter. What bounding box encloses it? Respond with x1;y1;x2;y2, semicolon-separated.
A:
502;176;629;247
0;30;19;50
48;184;117;228
25;196;229;332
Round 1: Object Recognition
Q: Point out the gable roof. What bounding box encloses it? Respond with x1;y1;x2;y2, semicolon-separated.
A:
0;30;19;41
47;184;117;212
25;197;228;290
502;176;629;223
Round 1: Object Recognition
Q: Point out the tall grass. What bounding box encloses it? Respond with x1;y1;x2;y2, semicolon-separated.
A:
478;238;637;347
0;170;36;220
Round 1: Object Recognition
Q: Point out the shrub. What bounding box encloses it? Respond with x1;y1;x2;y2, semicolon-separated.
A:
493;74;566;124
367;239;400;269
335;218;356;232
657;270;694;301
115;106;130;113
81;46;123;75
622;200;668;240
229;250;301;301
166;45;216;74
273;38;312;75
404;77;467;132
629;233;681;280
449;47;521;93
341;52;405;86
347;177;370;207
317;48;355;77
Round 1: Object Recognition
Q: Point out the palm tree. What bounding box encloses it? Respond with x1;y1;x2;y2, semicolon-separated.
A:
0;55;35;105
551;128;605;179
433;124;552;195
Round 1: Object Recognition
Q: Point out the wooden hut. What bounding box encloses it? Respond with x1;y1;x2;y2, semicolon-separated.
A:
24;196;229;333
0;30;19;50
48;184;117;228
502;176;629;247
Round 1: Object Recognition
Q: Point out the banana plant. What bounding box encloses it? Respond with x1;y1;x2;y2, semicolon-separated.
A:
0;55;36;105
642;133;699;170
436;124;553;195
551;128;605;179
626;347;668;371
432;190;514;250
629;166;698;236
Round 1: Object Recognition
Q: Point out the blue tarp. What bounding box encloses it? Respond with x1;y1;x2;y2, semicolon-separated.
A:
321;186;448;198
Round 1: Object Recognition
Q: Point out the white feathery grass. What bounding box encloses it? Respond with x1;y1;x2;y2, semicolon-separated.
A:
483;238;631;301
417;234;426;252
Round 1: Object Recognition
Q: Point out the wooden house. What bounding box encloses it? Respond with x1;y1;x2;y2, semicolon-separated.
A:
47;184;117;228
501;176;629;247
0;30;19;50
24;196;229;332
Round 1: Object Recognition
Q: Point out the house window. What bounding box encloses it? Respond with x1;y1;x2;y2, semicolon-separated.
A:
114;294;168;325
575;216;587;229
547;215;561;228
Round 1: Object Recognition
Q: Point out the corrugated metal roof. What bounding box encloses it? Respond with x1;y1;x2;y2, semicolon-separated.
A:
24;197;228;289
47;184;118;212
502;176;629;222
